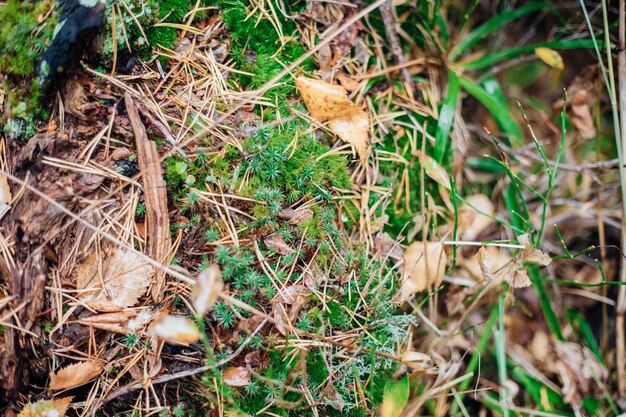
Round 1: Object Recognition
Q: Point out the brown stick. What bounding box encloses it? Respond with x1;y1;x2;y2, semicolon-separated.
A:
125;93;172;302
380;0;414;98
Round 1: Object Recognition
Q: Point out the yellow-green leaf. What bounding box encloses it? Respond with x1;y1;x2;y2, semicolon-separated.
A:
534;47;564;70
381;376;409;417
413;150;451;190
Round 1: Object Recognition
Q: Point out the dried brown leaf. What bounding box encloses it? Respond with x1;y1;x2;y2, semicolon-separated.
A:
476;247;495;281
279;208;314;225
193;264;224;316
49;360;102;390
222;366;251;387
459;194;494;240
507;268;532;288
327;110;370;164
74;248;153;312
519;234;552;266
0;174;11;221
399;241;447;301
264;233;295;255
152;314;200;344
295;77;355;121
553;341;608;404
295;77;370;164
17;397;73;417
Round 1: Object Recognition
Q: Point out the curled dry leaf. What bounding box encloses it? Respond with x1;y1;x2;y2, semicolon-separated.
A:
222;366;251;387
49;360;102;390
458;194;494;240
518;234;552;266
193;264;224;316
17;397;73;417
272;285;309;335
152;314;200;344
279;208;314;225
401;351;433;371
295;77;370;164
570;88;595;139
78;309;154;335
264;233;295;255
552;341;608;404
476;247;495;282
373;232;403;263
399;241;447;301
507;268;532;288
74;248;153;312
0;173;11;221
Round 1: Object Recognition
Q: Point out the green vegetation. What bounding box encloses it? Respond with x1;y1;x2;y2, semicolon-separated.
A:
0;0;57;136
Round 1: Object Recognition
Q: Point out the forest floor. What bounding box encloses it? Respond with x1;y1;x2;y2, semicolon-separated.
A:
1;0;625;416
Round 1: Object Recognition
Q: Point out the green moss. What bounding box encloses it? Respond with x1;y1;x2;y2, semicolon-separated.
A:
0;0;57;134
0;0;57;77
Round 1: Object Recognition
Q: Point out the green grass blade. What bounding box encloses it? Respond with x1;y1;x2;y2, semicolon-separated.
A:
528;265;563;340
460;39;599;71
449;2;548;61
459;76;522;143
496;293;509;417
434;70;460;162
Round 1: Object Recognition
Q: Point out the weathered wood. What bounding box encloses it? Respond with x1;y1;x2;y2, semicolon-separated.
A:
124;93;171;302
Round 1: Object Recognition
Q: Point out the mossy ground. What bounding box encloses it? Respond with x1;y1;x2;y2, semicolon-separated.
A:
157;2;409;414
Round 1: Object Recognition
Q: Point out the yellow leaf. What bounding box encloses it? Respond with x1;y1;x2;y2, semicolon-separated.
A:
295;77;370;164
152;314;200;344
295;77;355;121
74;248;153;312
400;241;447;300
17;397;73;417
49;360;102;390
193;264;224;316
535;48;564;70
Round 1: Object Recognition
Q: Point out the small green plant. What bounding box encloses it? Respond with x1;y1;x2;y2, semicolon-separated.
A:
123;332;139;348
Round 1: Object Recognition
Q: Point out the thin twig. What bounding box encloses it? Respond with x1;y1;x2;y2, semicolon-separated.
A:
379;0;414;98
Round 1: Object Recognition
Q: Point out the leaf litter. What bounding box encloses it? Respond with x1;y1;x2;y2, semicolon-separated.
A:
0;1;621;416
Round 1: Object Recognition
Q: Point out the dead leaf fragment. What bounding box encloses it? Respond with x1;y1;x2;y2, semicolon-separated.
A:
459;194;494;240
152;314;201;344
570;89;596;139
295;76;370;163
552;341;608;404
111;147;133;160
74;248;153;312
295;77;355;120
279;208;314;225
476;247;495;281
399;241;447;301
519;234;552;266
507;268;532;288
0;173;11;221
327;110;370;164
193;264;224;316
17;397;73;417
222;366;251;387
49;360;102;390
264;233;295;255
